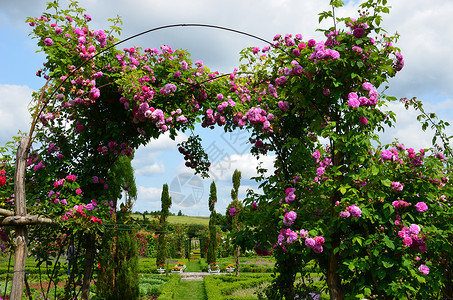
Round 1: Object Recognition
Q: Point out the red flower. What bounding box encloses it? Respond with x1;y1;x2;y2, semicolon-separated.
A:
0;176;6;186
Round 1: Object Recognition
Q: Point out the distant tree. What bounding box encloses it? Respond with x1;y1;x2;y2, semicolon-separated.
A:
207;181;218;264
230;169;243;277
177;210;183;216
213;211;230;231
156;184;172;266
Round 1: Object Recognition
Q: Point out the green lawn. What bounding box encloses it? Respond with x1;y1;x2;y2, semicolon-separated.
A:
172;280;207;300
131;214;210;226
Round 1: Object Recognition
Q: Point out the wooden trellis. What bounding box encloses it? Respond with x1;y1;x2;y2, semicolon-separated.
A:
0;136;55;300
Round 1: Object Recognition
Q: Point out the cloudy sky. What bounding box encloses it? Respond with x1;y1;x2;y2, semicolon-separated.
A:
1;0;452;216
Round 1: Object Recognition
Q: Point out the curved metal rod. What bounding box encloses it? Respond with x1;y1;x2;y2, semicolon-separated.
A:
27;23;285;151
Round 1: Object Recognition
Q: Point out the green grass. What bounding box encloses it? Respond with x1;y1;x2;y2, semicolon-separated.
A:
204;273;273;299
172;280;207;300
131;214;210;225
167;215;209;225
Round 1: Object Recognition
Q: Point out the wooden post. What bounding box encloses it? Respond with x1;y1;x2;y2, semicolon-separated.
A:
11;136;30;300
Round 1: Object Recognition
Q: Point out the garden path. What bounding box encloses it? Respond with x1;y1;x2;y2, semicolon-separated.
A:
172;280;207;299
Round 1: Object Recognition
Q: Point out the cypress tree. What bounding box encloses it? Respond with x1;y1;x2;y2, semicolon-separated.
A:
230;169;242;277
156;184;172;266
207;181;218;264
95;154;139;299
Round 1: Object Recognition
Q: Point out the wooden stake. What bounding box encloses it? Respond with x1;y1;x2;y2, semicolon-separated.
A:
11;136;30;300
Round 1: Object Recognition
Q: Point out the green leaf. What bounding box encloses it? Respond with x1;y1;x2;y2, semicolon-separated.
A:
339;186;347;195
381;179;392;187
416;275;426;283
372;166;379;176
382;235;395;250
353;236;363;246
382;261;394;268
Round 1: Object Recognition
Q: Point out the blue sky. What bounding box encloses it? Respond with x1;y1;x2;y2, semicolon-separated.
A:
1;0;452;216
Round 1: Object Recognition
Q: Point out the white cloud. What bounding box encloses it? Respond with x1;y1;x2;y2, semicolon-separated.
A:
379;100;453;150
135;161;166;176
175;153;275;181
0;84;34;145
210;153;275;181
144;131;188;151
138;186;162;200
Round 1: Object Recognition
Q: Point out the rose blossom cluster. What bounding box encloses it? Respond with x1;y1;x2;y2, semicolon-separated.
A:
283;187;296;204
414;201;428;213
347;82;379;108
346;19;369;38
397;224;427;252
229;207;237;216
339;204;362;218
309;41;340;62
0;169;6;187
62;199;102;224
391;181;404;192
96;141;133;157
418;264;429;275
275;228;325;254
303;231;325;253
311;149;331;182
283;211;297;226
392;199;411;209
380;148;400;162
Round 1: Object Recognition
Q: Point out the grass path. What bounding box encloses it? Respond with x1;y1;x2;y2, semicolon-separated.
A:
185;258;203;272
172;280;207;300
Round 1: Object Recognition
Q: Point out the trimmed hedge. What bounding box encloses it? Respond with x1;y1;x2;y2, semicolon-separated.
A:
156;274;181;299
204;273;273;299
138;274;171;297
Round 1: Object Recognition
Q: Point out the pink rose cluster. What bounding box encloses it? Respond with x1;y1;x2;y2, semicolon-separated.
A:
347;82;379;108
97;141;133;157
283;187;296;204
275;228;325;254
277;228;299;247
346;18;369;38
418;264;429;275
407;148;424;167
380;148;399;162
397;224;427;252
283;211;297;226
245;106;273;133
392;199;411;209
62;199;101;224
311;149;331;182
0;169;6;187
414;202;428;213
394;52;405;72
202;96;237;128
391;181;404;192
309;41;340;62
304;233;325;253
47;189;68;205
339;204;362;218
229;207;237;216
